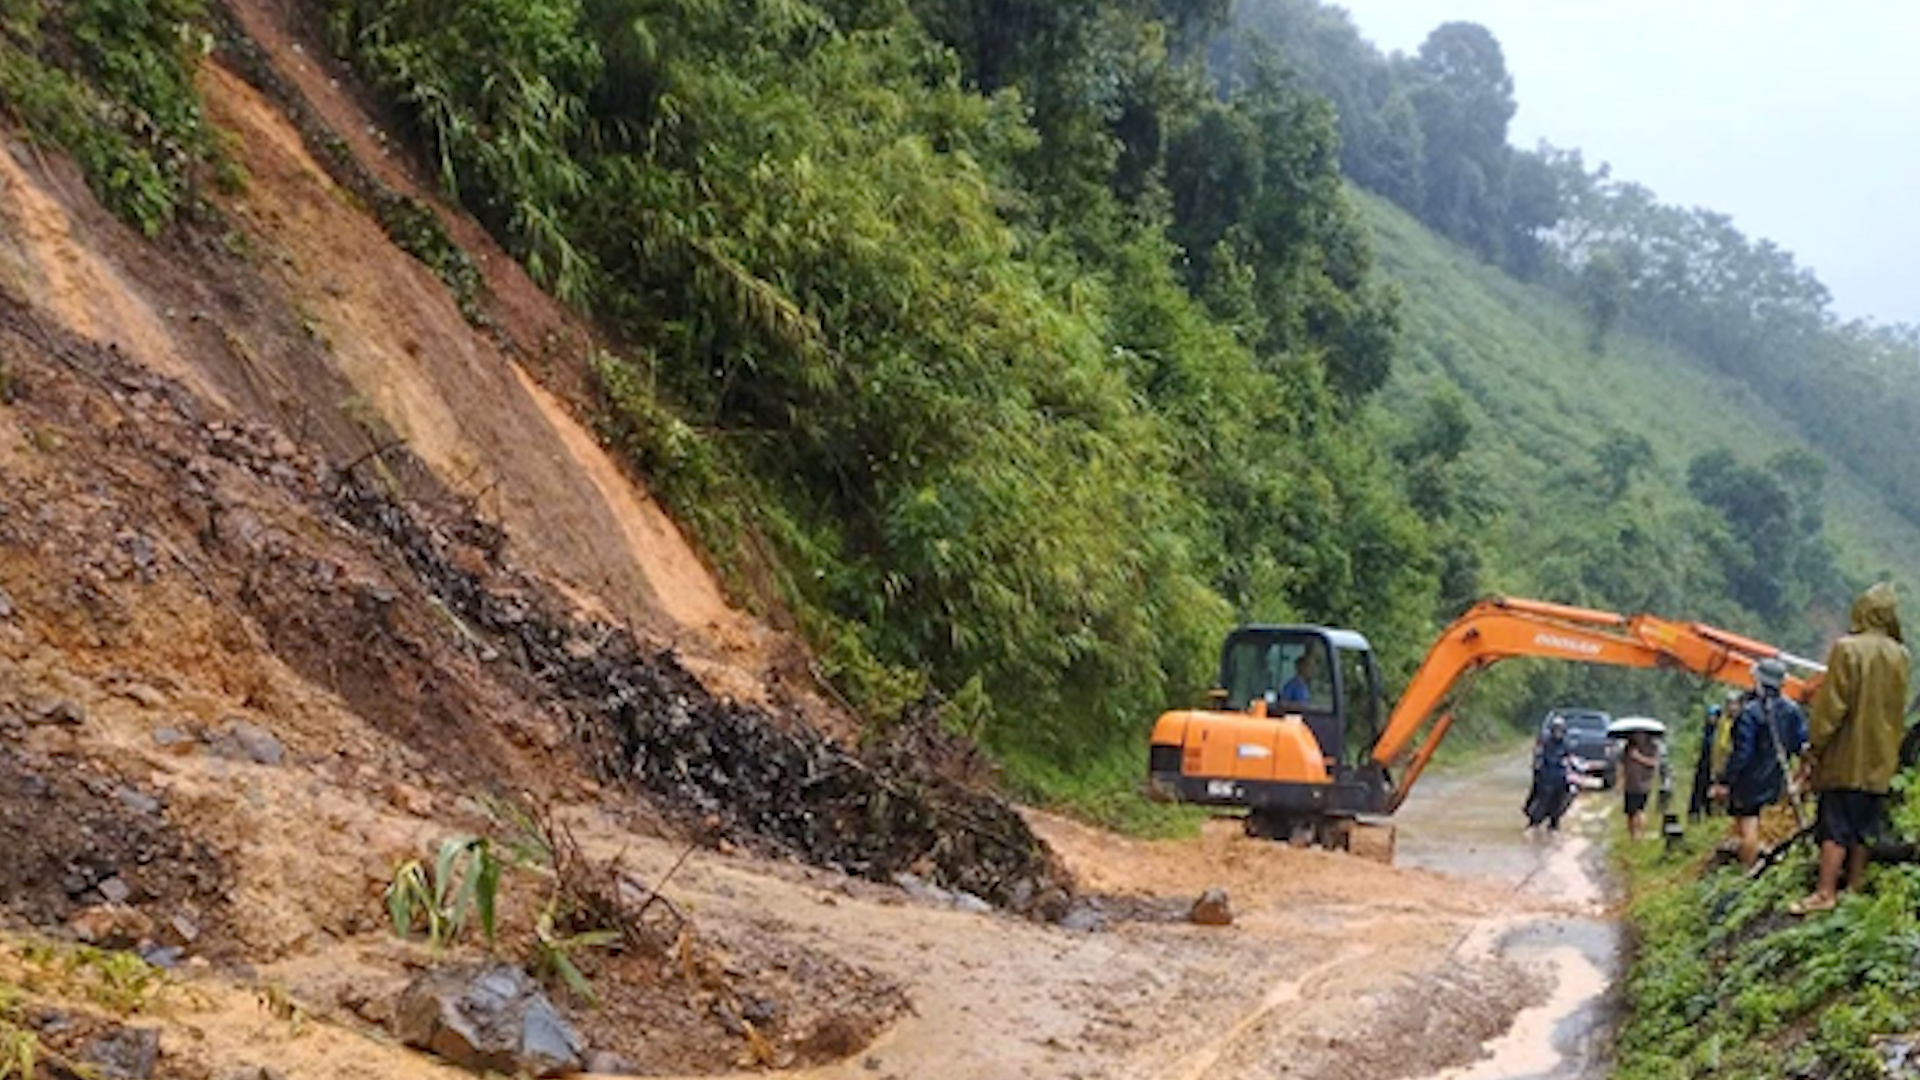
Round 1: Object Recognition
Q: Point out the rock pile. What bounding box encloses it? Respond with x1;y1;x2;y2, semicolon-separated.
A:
330;479;1075;917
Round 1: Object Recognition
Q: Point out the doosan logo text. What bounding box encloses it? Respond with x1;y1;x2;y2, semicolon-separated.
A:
1533;632;1602;656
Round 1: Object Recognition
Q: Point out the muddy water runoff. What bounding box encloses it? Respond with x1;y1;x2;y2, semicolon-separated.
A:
1393;747;1625;1080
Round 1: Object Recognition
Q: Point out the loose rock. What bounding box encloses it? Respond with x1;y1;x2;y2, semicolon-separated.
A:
117;683;167;709
167;913;201;944
395;964;586;1078
80;1025;161;1080
32;699;84;726
151;727;197;755
950;891;993;915
115;788;162;816
1057;905;1106;934
208;720;286;766
97;876;133;905
227;721;285;766
138;944;184;969
1189;888;1233;927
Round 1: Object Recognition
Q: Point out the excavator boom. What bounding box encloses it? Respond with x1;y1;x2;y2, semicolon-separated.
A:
1375;596;1822;811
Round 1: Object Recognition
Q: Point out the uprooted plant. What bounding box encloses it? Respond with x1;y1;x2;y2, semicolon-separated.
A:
523;808;691;1006
530;901;620;1005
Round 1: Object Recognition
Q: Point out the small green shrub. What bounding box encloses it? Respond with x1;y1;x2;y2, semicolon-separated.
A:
385;836;502;950
0;0;224;233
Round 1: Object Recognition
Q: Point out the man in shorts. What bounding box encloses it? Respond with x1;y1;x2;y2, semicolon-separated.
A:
1620;730;1660;840
1794;583;1910;915
1711;658;1806;866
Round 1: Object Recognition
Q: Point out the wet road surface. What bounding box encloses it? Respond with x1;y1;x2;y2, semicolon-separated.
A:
1395;747;1622;1080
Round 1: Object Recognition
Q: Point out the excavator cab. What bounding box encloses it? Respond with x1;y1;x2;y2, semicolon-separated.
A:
1215;627;1384;767
1149;624;1394;842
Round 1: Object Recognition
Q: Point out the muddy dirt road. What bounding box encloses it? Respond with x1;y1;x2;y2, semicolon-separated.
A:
610;746;1624;1080
1398;751;1621;1080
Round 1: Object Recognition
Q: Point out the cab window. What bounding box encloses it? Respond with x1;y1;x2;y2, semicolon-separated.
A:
1223;633;1330;712
1337;645;1382;762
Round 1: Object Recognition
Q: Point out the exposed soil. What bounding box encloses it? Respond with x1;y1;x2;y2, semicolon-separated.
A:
0;267;1044;1073
0;4;1618;1076
0;739;225;935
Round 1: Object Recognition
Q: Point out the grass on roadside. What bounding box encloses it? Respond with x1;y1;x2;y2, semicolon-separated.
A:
1612;765;1920;1080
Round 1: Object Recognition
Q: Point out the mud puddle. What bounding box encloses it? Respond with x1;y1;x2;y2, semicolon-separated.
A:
1396;748;1622;1080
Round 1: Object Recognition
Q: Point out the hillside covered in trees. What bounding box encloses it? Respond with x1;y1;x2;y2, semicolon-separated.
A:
7;0;1917;820
1226;0;1920;618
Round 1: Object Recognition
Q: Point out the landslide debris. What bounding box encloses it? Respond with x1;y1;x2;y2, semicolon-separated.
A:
327;435;1075;921
0;289;1070;919
0;739;226;940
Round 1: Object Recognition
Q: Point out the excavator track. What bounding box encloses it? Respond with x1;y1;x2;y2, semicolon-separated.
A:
1244;811;1396;863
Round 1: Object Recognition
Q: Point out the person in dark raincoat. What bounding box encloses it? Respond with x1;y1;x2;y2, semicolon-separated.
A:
1793;583;1911;915
1524;716;1577;834
1710;658;1806;867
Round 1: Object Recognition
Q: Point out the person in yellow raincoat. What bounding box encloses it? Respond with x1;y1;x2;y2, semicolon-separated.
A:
1792;583;1911;915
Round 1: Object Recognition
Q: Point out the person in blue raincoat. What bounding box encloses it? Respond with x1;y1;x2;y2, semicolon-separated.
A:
1711;658;1808;866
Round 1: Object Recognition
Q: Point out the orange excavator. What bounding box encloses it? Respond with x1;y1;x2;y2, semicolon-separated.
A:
1147;595;1825;847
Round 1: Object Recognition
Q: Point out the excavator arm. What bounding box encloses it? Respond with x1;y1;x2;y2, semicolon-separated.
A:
1374;596;1822;812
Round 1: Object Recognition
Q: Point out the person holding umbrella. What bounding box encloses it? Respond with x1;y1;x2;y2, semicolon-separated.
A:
1608;716;1668;840
1620;729;1661;840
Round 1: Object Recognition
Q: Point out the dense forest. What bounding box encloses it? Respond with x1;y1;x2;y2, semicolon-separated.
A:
3;0;1914;821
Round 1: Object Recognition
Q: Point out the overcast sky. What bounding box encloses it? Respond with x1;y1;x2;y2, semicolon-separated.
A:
1338;1;1920;328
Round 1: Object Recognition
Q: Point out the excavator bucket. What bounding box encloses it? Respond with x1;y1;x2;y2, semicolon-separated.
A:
1346;820;1396;865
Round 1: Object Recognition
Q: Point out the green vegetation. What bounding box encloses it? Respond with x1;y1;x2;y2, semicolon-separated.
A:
8;0;1914;837
10;937;171;1016
0;987;31;1080
0;937;180;1078
531;899;620;1005
1219;2;1559;277
1612;774;1920;1079
386;818;648;1004
1228;0;1920;640
0;0;228;234
315;0;1459;819
386;835;503;950
1359;179;1920;729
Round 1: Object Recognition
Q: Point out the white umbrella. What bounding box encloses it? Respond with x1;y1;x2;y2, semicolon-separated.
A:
1607;716;1667;737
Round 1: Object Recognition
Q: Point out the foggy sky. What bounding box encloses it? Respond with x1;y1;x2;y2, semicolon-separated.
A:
1339;1;1920;328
